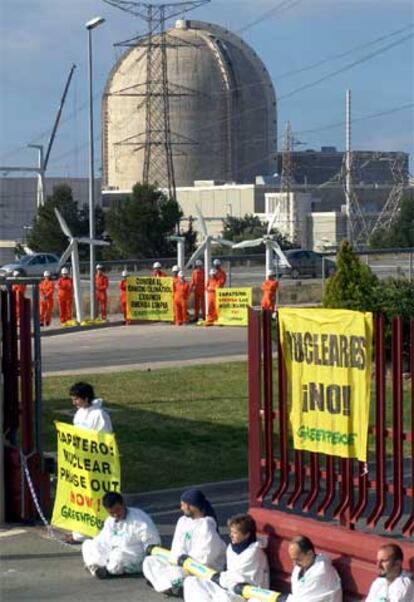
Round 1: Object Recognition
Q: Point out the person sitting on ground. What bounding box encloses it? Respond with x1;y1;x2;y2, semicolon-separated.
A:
279;535;342;601
143;488;226;596
65;382;113;544
82;492;161;579
365;543;414;602
183;512;269;602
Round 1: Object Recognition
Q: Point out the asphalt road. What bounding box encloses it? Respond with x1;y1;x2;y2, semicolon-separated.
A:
42;323;247;374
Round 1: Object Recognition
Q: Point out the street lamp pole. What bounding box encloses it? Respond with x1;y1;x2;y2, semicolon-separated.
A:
86;16;105;319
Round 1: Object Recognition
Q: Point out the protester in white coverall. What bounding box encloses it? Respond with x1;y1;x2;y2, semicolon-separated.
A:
82;492;161;579
183;513;269;602
143;488;226;596
65;382;113;544
365;544;414;602
277;535;342;602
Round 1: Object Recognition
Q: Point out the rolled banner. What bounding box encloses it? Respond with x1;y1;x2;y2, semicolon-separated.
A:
234;583;282;601
178;555;219;580
147;546;176;565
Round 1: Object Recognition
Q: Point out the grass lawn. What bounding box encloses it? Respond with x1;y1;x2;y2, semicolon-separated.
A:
43;362;249;493
43;361;411;493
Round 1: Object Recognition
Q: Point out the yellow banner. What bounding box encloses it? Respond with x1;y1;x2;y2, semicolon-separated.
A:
126;276;173;321
51;422;121;537
278;308;373;462
216;288;252;326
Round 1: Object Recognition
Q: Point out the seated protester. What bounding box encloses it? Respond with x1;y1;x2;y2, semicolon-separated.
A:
66;382;113;544
277;536;342;602
143;488;226;595
183;513;269;602
82;492;161;579
365;544;414;602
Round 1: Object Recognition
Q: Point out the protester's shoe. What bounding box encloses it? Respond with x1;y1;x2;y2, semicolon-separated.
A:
87;564;109;579
64;534;82;545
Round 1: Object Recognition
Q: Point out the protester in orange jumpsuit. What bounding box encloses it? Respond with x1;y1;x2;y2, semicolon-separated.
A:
95;264;109;320
206;268;220;326
213;258;226;288
261;270;279;313
173;271;190;326
151;261;167;277
11;270;26;323
57;267;73;324
39;270;55;326
119;270;129;324
191;259;205;321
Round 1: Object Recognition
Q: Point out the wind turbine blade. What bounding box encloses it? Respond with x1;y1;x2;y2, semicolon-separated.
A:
267;204;280;235
23;245;34;255
54;208;73;239
211;237;234;248
185;239;208;268
92;239;111;247
232;238;264;249
76;237;110;247
58;243;73;268
195;204;208;238
270;241;291;267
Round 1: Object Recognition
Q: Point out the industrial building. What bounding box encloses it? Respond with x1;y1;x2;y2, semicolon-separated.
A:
103;19;277;190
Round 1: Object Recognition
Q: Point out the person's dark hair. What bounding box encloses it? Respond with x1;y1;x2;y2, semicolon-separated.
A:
291;535;315;554
227;513;257;538
69;382;95;404
380;544;403;563
103;492;124;509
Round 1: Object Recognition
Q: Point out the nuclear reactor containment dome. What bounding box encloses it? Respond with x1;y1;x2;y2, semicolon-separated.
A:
103;20;277;189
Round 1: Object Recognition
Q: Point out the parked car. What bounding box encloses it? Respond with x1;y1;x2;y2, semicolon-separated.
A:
278;249;336;279
0;253;60;277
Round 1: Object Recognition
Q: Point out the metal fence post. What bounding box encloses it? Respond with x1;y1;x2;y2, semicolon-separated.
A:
228;260;232;288
409;252;413;282
322;256;326;297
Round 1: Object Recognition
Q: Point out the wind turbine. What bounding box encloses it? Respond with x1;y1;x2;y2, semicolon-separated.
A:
186;204;234;305
55;208;109;323
231;208;291;276
167;235;186;271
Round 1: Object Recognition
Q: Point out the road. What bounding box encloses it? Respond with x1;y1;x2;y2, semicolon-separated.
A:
42;323;247;374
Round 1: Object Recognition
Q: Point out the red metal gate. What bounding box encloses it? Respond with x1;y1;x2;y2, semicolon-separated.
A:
247;308;413;599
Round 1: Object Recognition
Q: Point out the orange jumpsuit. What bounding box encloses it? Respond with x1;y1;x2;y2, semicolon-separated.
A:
216;267;226;288
151;269;167;277
95;272;109;320
57;276;73;324
173;279;190;325
12;283;26;322
39;278;55;326
119;278;128;322
206;277;219;325
191;267;205;320
261;278;278;312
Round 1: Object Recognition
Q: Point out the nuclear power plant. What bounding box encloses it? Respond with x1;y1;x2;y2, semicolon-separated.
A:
102;19;277;190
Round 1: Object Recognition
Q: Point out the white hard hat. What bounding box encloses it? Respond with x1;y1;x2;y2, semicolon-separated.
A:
12;270;21;277
213;258;221;266
43;270;51;277
61;267;69;275
96;264;104;270
172;265;179;272
153;261;161;269
122;270;128;277
195;259;203;267
178;270;184;278
267;270;276;278
209;268;217;276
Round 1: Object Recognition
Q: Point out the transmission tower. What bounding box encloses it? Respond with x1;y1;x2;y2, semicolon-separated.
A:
369;153;407;236
103;0;210;200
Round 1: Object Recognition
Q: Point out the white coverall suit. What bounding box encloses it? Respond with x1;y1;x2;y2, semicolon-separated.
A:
142;515;226;592
71;399;113;542
365;571;414;602
288;554;343;601
183;539;269;602
82;507;161;575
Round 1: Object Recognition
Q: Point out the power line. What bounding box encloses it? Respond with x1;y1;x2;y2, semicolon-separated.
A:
236;0;302;34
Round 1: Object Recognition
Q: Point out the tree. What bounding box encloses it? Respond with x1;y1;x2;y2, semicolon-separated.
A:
370;191;414;248
105;183;183;258
221;214;293;252
323;240;380;314
27;184;106;260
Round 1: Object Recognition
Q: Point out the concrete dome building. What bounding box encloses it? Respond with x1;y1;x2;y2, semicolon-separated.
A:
102;19;277;190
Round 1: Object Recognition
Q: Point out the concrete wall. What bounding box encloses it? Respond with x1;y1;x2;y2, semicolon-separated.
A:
307;211;347;250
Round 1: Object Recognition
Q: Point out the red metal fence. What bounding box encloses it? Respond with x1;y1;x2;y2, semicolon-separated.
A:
247;308;413;599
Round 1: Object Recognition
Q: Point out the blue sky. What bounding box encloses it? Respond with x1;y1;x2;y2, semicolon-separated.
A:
0;0;413;177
